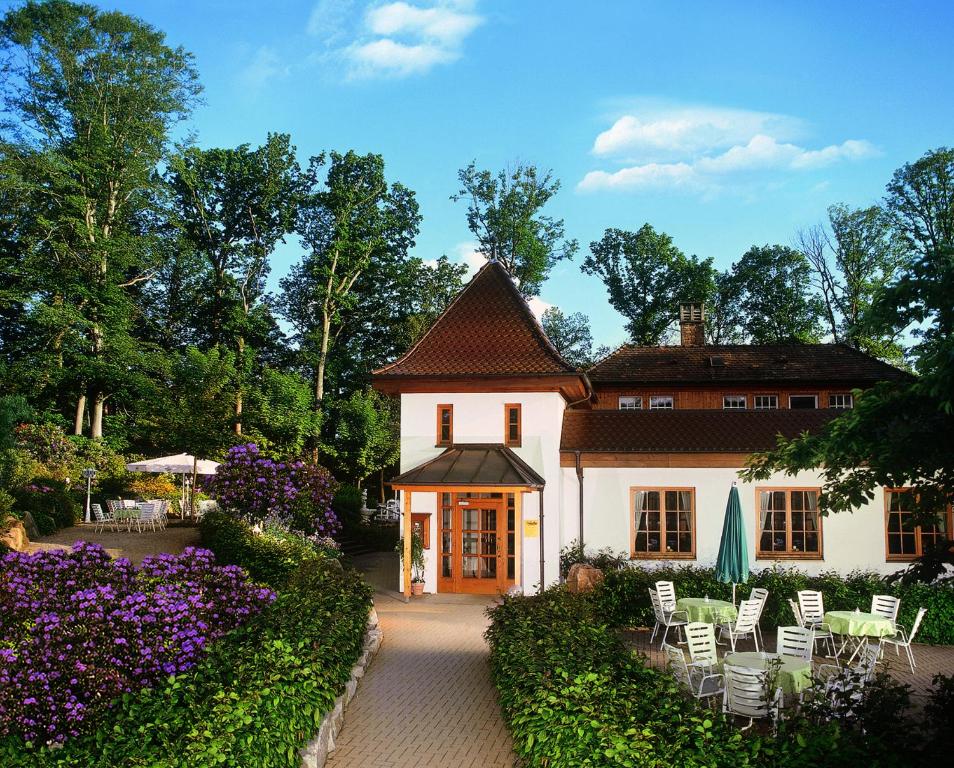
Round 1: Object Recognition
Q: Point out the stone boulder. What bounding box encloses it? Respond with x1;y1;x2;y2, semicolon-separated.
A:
1;520;29;552
22;511;41;540
566;563;604;593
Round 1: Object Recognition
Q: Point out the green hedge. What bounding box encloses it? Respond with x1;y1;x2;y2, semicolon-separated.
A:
2;559;373;767
593;564;954;645
199;510;324;588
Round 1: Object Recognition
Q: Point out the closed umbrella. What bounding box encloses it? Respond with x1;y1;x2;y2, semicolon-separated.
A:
715;482;750;606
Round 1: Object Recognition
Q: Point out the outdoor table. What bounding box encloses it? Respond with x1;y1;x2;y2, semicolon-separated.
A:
724;651;813;696
677;597;738;624
112;507;140;530
824;610;894;663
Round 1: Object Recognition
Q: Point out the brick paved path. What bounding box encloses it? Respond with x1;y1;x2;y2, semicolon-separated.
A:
327;591;515;768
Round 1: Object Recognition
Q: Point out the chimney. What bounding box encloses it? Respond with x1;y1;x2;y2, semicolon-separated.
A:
679;302;705;346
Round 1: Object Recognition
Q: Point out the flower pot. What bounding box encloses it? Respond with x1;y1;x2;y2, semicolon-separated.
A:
410;581;425;596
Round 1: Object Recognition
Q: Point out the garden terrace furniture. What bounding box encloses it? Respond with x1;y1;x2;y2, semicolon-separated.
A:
723;665;782;731
824;609;896;664
723;651;812;698
91;503;115;533
816;642;881;717
136;502;160;532
870;594;900;627
776;625;814;661
880;607;927;673
663;643;724;701
655;580;678;611
685;621;720;673
112;505;139;532
649;588;689;646
719;598;761;652
793;592;836;656
748;587;770;645
677;596;738;625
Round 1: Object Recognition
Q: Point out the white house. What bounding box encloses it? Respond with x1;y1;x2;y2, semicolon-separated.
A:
373;261;946;597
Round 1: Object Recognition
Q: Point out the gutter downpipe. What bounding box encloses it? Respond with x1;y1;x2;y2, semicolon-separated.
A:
575;450;584;546
539;487;545;591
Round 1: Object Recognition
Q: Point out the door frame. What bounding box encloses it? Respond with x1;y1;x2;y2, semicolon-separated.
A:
438;493;509;594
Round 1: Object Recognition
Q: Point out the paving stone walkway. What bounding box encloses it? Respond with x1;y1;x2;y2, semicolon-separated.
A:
328;556;515;768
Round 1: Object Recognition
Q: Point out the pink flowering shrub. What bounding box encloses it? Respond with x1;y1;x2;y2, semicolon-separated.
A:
0;542;274;745
211;443;340;537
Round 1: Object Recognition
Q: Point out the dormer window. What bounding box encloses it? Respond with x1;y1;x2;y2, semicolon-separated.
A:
649;395;674;410
619;396;642;410
789;395;818;410
504;403;522;447
437;404;453;446
723;395;747;410
829;393;853;409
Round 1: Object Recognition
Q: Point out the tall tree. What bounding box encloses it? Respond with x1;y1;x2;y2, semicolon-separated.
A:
0;0;200;438
728;245;823;344
885;147;954;257
541;307;608;368
705;269;745;345
164;134;300;433
452;161;577;297
279;151;420;425
797;204;904;359
583;225;714;345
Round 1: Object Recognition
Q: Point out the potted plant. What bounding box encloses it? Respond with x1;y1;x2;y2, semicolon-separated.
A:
396;530;426;595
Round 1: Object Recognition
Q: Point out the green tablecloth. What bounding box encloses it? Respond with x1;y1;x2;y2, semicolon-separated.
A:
725;651;813;694
676;597;738;624
823;610;894;638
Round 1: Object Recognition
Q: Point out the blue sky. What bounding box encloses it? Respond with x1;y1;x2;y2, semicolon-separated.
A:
31;1;954;346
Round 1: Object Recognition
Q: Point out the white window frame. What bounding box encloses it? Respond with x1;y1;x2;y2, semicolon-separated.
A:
618;396;642;410
788;394;818;410
649;395;674;410
829;393;853;409
723;394;747;410
753;395;779;410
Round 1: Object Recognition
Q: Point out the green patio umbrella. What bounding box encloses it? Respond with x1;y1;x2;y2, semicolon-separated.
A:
715;482;750;606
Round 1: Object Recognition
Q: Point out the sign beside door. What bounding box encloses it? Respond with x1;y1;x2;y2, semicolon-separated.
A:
523;518;539;538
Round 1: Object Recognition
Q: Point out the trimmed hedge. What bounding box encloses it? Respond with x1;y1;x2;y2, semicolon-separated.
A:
486;589;913;768
1;558;373;767
593;564;954;645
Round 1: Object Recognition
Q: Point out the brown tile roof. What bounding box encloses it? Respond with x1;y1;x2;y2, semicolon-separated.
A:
560;409;837;453
373;261;577;378
391;444;545;487
587;344;909;385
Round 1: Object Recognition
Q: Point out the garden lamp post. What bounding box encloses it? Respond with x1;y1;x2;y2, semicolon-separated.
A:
82;468;97;523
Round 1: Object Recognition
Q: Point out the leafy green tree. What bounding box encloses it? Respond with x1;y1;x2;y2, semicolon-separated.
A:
885;147;954;256
245;368;322;458
325;388;399;501
728;245;823;343
797;204;905;360
452;162;577;297
0;0;200;439
583;225;714;345
705;269;745;344
541;307;608;368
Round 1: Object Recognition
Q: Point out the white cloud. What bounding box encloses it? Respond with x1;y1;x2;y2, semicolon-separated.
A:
367;1;482;44
238;46;290;90
450;241;486;276
347;38;455;77
307;0;356;43
527;296;553;321
579;102;877;195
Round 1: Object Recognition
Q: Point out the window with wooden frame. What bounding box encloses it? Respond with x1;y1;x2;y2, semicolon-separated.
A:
753;394;779;409
885;489;953;561
756;488;822;559
723;394;747;410
649;395;674;410
504;403;522;447
411;513;431;549
631;488;695;559
618;396;642;410
829;393;853;409
789;394;818;409
436;404;453;446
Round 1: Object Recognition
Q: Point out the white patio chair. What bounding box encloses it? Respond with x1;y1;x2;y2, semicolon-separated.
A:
122;499;138;508
720;599;761;652
748;587;770;645
385;498;401;522
777;625;814;661
649;588;689;646
685;621;720;673
136;502;159;533
663;643;724;701
91;503;114;533
723;665;781;731
870;594;900;627
154;499;168;529
655;580;678;612
880;607;927;673
795;591;836;656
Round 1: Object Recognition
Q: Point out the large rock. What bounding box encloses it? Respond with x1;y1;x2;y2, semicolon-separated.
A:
21;511;41;541
566;563;604;593
1;520;29;552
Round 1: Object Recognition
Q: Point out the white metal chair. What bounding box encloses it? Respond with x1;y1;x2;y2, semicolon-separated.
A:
91;503;115;533
685;621;720;673
777;625;814;661
720;599;761;652
655;580;678;612
136;502;159;532
870;594;900;627
880;607;927;673
795;591;836;656
663;643;724;701
748;587;770;646
649;588;689;646
723;665;781;731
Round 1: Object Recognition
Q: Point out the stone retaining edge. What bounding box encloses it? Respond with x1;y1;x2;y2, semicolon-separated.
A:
299;606;383;768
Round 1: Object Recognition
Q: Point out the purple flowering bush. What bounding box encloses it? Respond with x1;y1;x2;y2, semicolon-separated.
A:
212;443;340;537
0;542;274;745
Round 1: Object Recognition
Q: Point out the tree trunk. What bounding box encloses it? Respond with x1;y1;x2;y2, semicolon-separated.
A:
380;467;385;504
234;335;244;435
90;391;105;439
73;394;86;436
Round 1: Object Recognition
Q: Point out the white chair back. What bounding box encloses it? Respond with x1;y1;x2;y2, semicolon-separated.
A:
106;499;121;515
685;622;718;667
138;502;157;520
749;587;769;604
908;607;927;642
788;598;804;626
91;503;105;521
870;594;900;624
854;643;880;681
777;625;814;660
797;590;825;624
655;580;677;610
649;589;667;624
662;643;692;690
724;666;775;721
122;499;138;509
734;599;761;634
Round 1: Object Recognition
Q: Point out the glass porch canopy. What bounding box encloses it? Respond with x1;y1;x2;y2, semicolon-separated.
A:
390;444;545;489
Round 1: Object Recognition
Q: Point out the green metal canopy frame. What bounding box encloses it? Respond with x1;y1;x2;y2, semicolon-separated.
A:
715;483;750;605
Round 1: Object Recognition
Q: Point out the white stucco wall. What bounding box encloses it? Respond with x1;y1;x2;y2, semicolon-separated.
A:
398;391;566;594
560;465;905;577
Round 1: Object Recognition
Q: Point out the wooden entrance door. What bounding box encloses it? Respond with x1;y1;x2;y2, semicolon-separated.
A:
438;492;516;594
